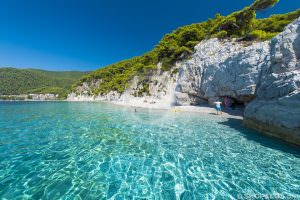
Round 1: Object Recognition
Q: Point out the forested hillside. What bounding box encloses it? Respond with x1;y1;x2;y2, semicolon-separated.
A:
74;0;300;96
0;68;86;98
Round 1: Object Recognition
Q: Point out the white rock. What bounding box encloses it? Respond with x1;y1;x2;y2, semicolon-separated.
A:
175;38;270;104
244;17;300;144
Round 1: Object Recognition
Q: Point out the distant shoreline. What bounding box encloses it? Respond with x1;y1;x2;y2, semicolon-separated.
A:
0;99;66;102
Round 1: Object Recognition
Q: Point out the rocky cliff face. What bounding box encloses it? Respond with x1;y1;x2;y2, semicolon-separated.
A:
70;17;300;145
175;17;300;145
244;17;300;145
175;39;270;105
68;66;178;109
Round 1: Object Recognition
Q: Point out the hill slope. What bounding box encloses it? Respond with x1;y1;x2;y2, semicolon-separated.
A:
0;68;86;98
73;0;300;96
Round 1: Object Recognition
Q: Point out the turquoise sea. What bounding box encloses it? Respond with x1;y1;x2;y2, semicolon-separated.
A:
0;101;299;199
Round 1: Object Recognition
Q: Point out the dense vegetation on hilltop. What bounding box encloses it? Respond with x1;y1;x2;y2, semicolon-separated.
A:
75;0;300;95
0;68;86;98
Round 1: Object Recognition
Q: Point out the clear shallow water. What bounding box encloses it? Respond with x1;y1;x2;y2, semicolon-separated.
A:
0;102;299;199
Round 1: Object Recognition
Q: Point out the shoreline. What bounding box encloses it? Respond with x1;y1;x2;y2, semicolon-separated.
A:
5;99;299;147
1;99;244;119
0;99;67;102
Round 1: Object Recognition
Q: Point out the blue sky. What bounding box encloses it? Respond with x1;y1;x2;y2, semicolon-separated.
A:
0;0;299;71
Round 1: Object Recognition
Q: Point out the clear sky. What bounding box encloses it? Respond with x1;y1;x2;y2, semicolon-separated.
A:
0;0;299;71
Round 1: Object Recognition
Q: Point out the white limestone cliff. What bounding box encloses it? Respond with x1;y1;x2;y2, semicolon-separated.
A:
175;38;270;105
244;17;300;144
68;68;178;109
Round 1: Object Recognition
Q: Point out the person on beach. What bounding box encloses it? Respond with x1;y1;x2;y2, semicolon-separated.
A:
214;100;222;115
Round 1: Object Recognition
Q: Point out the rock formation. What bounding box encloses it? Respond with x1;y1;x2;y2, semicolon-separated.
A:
175;39;270;105
244;17;300;145
175;17;300;145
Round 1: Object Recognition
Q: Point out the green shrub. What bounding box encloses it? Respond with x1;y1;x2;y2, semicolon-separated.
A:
251;0;279;11
178;27;204;46
249;30;278;40
138;82;150;96
185;41;200;49
212;30;228;39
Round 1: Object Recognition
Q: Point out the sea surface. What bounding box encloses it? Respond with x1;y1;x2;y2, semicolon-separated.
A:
0;101;299;199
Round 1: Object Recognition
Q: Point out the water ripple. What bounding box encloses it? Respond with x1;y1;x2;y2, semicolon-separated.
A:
0;101;299;199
